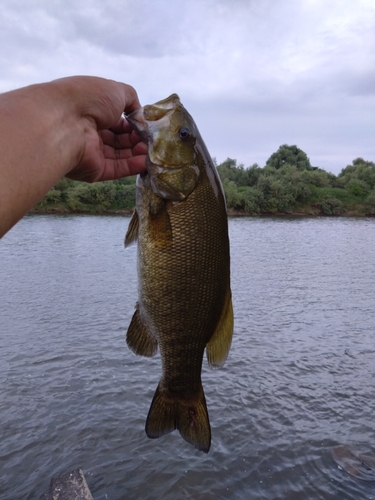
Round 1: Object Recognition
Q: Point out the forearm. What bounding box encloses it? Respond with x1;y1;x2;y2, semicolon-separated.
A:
0;81;84;237
0;76;144;238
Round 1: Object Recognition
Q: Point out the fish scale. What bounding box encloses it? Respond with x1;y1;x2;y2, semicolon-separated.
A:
125;94;233;452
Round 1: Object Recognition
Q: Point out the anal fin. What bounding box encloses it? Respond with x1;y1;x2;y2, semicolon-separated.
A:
126;306;158;357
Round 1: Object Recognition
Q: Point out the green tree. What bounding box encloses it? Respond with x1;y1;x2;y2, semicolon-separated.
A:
37;189;62;206
365;189;375;215
266;144;313;171
112;184;136;209
337;158;375;191
34;150;375;216
222;178;241;209
301;168;332;188
67;182;116;210
217;158;262;187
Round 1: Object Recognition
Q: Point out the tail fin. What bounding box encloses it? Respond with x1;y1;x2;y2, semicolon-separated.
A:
145;384;211;453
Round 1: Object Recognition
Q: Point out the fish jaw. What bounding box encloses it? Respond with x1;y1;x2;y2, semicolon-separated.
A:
125;107;150;143
127;94;201;201
126;94;179;144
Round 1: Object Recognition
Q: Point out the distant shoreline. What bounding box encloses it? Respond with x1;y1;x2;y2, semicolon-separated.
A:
29;207;375;218
30;154;375;218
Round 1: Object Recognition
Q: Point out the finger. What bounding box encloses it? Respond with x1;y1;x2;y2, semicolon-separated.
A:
102;141;148;160
129;129;145;146
100;129;133;149
98;156;147;181
122;156;147;176
120;83;142;114
115;119;145;146
132;141;148;155
100;129;147;152
109;116;130;134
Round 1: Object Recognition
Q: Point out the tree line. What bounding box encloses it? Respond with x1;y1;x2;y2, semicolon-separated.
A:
35;145;375;216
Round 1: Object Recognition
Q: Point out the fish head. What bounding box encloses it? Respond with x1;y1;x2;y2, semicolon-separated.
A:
127;94;201;201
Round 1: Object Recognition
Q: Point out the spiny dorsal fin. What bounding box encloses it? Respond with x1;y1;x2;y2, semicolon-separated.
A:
126;306;158;357
124;210;139;247
206;290;234;369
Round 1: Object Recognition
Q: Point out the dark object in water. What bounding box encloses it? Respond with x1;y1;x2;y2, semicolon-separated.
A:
331;445;375;481
46;468;93;499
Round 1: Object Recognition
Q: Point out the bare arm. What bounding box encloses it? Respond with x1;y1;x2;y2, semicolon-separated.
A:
0;76;147;238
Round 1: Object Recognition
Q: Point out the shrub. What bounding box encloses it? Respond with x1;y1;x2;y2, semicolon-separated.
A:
39;189;61;205
238;187;264;213
113;184;136;209
320;196;345;215
67;183;116;210
346;179;370;197
301;169;331;188
364;189;375;215
222;179;241;209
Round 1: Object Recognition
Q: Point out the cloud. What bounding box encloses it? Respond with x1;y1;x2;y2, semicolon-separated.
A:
0;0;374;173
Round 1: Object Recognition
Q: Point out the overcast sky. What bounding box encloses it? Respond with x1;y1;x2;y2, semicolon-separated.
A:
1;0;374;174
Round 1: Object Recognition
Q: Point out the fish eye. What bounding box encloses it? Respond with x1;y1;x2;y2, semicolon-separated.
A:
178;127;191;141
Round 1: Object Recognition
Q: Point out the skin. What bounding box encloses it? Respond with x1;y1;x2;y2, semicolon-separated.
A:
0;76;147;238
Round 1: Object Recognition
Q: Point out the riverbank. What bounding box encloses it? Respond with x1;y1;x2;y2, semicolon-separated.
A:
29;205;375;217
30;154;375;217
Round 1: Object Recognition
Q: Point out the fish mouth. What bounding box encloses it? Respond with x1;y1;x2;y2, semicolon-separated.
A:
126;107;171;144
150;93;180;111
126;108;149;142
143;94;180;122
126;94;181;142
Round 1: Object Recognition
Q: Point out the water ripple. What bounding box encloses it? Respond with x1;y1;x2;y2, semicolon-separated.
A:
1;215;375;499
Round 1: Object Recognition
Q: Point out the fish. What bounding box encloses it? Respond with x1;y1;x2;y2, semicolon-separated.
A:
124;94;233;453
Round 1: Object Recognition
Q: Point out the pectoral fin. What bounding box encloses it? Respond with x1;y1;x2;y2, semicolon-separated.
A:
206;290;234;369
126;306;158;357
124;210;139;247
150;165;199;201
147;196;173;247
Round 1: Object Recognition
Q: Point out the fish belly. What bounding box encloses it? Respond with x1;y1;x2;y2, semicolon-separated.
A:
126;169;232;452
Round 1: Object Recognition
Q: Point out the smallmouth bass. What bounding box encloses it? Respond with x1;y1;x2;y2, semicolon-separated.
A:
125;94;233;453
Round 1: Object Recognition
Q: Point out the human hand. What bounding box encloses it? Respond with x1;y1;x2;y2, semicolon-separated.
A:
0;76;148;237
53;76;148;183
66;115;148;183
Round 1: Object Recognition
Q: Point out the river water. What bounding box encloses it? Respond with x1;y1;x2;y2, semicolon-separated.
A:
1;215;375;499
